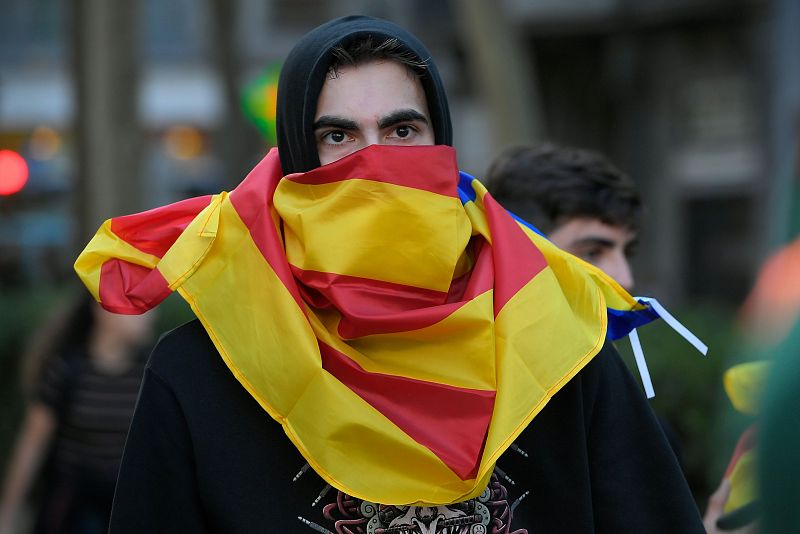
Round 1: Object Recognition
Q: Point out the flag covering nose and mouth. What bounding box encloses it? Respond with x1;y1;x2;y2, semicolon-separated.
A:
75;144;652;506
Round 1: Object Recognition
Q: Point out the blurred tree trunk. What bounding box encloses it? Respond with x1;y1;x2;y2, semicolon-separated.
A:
209;0;262;188
454;0;545;154
72;0;142;251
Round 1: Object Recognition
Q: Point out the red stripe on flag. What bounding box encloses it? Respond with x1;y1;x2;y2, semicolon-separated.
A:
110;195;213;258
320;341;495;480
229;152;305;309
292;240;494;338
481;194;548;314
284;145;460;197
99;259;172;314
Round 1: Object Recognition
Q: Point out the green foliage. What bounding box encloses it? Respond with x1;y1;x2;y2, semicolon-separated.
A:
0;286;70;478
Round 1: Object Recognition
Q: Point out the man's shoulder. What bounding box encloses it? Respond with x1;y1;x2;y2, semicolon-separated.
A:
146;319;219;382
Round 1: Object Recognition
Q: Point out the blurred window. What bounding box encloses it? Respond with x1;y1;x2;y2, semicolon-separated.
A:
685;195;753;303
141;0;210;61
271;0;332;28
0;0;66;64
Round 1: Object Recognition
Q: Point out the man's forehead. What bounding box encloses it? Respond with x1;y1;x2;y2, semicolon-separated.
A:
314;60;430;122
318;59;424;96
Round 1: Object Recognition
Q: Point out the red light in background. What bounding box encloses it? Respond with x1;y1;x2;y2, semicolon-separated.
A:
0;149;29;195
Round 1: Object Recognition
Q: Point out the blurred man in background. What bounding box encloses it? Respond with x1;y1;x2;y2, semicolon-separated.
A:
486;143;640;291
486;143;689;458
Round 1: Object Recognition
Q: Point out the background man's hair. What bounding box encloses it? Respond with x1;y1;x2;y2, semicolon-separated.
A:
486;143;642;234
329;35;428;77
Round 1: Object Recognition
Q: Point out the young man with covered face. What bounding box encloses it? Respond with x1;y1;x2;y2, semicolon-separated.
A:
78;16;704;533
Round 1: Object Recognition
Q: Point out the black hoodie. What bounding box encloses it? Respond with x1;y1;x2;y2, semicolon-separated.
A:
276;15;452;175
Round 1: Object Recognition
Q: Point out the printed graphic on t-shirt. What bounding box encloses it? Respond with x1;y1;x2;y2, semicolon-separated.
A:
320;473;528;534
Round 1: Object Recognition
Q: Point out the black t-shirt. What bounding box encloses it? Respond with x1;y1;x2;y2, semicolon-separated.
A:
109;320;703;533
36;348;145;493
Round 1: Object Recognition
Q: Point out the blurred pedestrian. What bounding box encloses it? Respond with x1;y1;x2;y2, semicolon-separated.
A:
0;294;153;534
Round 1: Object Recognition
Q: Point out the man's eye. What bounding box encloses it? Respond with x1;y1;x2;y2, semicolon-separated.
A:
581;247;604;261
323;131;347;144
388;125;418;140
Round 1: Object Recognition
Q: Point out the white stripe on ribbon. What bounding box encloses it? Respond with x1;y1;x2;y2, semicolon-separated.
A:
627;297;709;399
628;329;655;398
636;297;709;356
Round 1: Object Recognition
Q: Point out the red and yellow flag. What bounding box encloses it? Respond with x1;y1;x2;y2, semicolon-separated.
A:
75;145;647;505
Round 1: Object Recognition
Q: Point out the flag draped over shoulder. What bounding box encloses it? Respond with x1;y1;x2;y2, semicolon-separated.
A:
75;145;653;505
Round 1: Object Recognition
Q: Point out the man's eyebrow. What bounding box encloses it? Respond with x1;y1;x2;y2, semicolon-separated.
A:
569;236;616;248
312;116;359;131
377;109;429;129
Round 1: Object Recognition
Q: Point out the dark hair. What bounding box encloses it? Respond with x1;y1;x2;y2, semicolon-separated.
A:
21;291;96;392
329;36;429;77
486;143;642;234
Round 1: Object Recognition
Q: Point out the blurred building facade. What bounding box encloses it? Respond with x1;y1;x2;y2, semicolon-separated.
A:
0;0;797;307
504;0;798;304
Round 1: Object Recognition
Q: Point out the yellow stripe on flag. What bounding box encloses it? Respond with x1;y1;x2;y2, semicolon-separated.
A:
483;265;606;467
177;199;320;419
463;200;492;242
157;193;224;289
276;179;473;292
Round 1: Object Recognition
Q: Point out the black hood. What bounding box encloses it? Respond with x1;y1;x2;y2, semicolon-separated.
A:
276;15;453;175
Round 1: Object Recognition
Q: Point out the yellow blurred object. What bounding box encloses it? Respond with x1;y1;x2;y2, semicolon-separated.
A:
723;361;770;416
719;361;768;517
29;125;62;160
163;126;204;160
724;449;758;513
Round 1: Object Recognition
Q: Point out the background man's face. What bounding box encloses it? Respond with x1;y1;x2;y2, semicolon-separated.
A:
549;217;637;290
313;60;435;165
